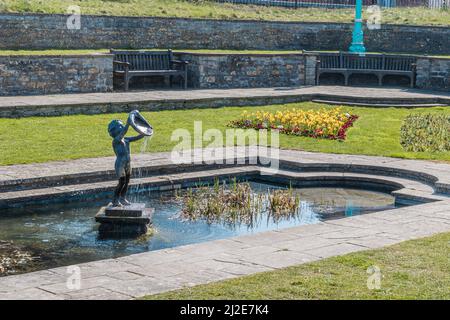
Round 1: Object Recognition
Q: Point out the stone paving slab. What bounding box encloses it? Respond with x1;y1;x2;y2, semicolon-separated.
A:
1;86;449;118
1;86;449;108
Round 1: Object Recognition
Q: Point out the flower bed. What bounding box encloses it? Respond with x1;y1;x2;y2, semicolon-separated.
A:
228;107;359;140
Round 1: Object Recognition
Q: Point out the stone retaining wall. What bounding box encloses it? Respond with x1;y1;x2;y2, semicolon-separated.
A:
1;13;450;55
0;54;113;96
416;57;450;92
1;51;449;97
176;53;317;89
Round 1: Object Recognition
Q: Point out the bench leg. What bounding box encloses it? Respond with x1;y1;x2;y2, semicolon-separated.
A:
378;74;383;86
124;72;130;91
410;76;414;88
164;76;170;88
344;73;349;86
124;77;129;91
184;70;188;90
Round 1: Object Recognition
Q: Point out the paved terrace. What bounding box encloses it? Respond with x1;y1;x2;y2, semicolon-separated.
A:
1;86;450;118
0;148;449;299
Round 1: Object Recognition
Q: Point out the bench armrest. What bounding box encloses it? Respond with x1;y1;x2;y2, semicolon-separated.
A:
171;60;189;65
113;60;131;68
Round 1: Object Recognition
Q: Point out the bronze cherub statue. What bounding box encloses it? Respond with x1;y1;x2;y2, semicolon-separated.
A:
108;110;153;207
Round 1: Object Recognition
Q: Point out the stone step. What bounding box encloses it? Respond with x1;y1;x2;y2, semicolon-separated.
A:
312;99;446;108
1;86;449;118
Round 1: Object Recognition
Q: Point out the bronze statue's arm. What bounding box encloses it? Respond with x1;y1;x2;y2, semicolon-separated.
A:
126;134;146;142
115;123;130;141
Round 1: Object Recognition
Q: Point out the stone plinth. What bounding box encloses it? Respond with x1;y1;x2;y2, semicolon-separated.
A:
95;203;153;238
104;203;147;217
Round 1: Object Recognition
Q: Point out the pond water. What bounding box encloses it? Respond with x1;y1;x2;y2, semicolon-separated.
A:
0;181;398;276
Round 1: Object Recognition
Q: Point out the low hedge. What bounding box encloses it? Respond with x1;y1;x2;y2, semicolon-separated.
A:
400;113;450;152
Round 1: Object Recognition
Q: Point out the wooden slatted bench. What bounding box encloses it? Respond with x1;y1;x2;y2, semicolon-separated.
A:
111;49;189;91
316;52;417;87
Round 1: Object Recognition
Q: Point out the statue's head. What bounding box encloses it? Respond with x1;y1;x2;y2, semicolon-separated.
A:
108;120;124;138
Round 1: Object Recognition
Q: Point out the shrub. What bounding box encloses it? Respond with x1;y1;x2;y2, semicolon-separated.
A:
400;113;450;152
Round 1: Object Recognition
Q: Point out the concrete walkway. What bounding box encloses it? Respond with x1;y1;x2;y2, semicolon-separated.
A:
0;149;449;299
1;86;450;118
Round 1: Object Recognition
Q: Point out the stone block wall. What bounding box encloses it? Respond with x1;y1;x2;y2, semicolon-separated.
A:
1;51;449;97
0;54;113;96
176;53;317;89
416;57;450;92
1;13;450;55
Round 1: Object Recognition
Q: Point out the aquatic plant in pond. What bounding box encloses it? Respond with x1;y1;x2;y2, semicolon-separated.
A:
175;179;301;227
228;107;359;140
0;241;36;276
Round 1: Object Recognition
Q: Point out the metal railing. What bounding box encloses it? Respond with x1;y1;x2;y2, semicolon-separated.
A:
214;0;448;8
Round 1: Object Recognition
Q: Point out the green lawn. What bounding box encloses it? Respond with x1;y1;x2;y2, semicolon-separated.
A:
0;0;449;26
1;103;450;166
143;232;450;300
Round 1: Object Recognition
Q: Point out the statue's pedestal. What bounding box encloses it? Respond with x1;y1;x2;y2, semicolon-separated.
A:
95;203;153;238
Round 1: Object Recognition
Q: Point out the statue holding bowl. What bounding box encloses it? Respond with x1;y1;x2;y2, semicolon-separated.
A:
108;110;153;207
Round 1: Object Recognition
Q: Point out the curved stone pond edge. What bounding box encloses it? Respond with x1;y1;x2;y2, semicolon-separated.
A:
1;147;449;209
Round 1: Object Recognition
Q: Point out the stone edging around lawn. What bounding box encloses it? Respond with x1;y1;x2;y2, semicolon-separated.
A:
1;87;450;118
1;148;449;210
0;148;449;300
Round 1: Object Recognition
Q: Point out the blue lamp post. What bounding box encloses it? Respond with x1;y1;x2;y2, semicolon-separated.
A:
349;0;366;53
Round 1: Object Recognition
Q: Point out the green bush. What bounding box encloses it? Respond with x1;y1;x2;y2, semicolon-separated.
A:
400;113;450;152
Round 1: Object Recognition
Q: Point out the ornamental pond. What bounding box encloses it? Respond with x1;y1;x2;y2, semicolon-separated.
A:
0;178;416;276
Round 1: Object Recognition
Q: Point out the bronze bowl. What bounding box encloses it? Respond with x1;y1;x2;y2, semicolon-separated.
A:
128;110;153;136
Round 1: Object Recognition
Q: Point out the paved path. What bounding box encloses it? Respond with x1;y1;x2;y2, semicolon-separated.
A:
0;149;449;299
2;86;450;108
1;86;449;117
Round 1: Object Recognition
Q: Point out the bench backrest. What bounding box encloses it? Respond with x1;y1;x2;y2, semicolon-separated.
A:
111;50;173;71
319;53;416;71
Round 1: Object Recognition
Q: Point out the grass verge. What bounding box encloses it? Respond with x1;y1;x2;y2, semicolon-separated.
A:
1;102;450;165
0;0;449;26
143;232;450;299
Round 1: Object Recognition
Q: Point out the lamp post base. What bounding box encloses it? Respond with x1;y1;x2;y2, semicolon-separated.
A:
349;43;366;54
